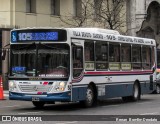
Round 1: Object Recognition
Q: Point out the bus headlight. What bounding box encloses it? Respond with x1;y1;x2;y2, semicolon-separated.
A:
54;81;66;92
9;81;16;91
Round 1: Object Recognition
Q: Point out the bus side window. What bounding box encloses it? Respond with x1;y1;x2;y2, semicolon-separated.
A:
121;44;131;71
95;41;108;70
109;43;120;71
132;45;141;70
72;46;83;78
84;41;95;71
142;46;151;70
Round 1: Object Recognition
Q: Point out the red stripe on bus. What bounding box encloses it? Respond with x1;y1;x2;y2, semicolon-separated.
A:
72;70;152;83
84;70;152;75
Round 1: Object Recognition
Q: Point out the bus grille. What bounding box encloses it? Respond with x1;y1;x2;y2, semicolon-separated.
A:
19;85;53;92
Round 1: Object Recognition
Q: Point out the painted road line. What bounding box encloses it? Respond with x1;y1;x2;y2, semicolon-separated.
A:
0;105;22;108
56;121;78;124
139;112;159;115
18;111;44;115
136;102;152;105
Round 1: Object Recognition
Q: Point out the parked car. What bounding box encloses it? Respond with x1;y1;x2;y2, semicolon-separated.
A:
155;72;160;94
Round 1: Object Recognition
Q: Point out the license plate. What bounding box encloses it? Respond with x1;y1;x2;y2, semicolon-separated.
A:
32;97;40;101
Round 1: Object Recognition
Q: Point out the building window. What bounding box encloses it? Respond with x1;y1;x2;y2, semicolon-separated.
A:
51;0;60;16
26;0;36;13
73;0;82;17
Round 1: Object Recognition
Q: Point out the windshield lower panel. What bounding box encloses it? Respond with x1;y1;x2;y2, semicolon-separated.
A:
10;44;70;78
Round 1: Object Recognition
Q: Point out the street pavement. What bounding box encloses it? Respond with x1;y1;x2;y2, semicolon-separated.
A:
1;91;160;124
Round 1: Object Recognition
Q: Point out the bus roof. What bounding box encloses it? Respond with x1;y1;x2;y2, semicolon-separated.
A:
66;28;120;35
66;28;156;46
11;27;156;46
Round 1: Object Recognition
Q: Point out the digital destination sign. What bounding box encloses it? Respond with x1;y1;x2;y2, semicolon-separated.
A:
12;66;26;74
11;29;67;42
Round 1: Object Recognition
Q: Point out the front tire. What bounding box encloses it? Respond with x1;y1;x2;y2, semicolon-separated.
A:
32;101;45;108
80;85;96;107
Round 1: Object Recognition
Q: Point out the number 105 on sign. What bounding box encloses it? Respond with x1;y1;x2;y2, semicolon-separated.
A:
18;33;32;41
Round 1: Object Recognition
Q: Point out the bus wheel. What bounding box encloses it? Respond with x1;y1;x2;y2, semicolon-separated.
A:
81;85;95;107
156;85;160;94
32;101;45;108
132;83;141;101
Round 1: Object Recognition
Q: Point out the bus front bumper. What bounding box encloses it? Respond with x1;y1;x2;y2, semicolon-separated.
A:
9;91;71;102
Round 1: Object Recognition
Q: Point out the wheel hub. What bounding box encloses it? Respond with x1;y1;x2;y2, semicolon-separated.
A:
86;89;93;103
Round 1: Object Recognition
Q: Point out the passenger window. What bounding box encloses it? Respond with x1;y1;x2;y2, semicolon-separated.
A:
121;44;131;70
109;43;120;71
132;45;141;70
84;41;95;70
72;46;83;78
95;41;108;70
142;46;151;70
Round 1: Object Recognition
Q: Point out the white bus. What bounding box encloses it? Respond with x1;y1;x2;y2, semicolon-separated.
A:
9;28;156;108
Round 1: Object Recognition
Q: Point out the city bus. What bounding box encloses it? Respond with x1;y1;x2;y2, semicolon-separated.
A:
8;27;156;108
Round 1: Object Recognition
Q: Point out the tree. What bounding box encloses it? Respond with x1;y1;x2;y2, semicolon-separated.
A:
60;0;93;27
93;0;126;32
60;0;127;33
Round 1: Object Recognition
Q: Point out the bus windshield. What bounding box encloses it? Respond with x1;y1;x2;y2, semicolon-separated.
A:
11;44;70;78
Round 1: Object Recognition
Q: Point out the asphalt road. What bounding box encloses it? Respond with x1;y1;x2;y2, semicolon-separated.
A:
1;93;160;124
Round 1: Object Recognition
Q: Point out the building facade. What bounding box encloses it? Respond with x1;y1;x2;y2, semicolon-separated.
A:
127;0;160;47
